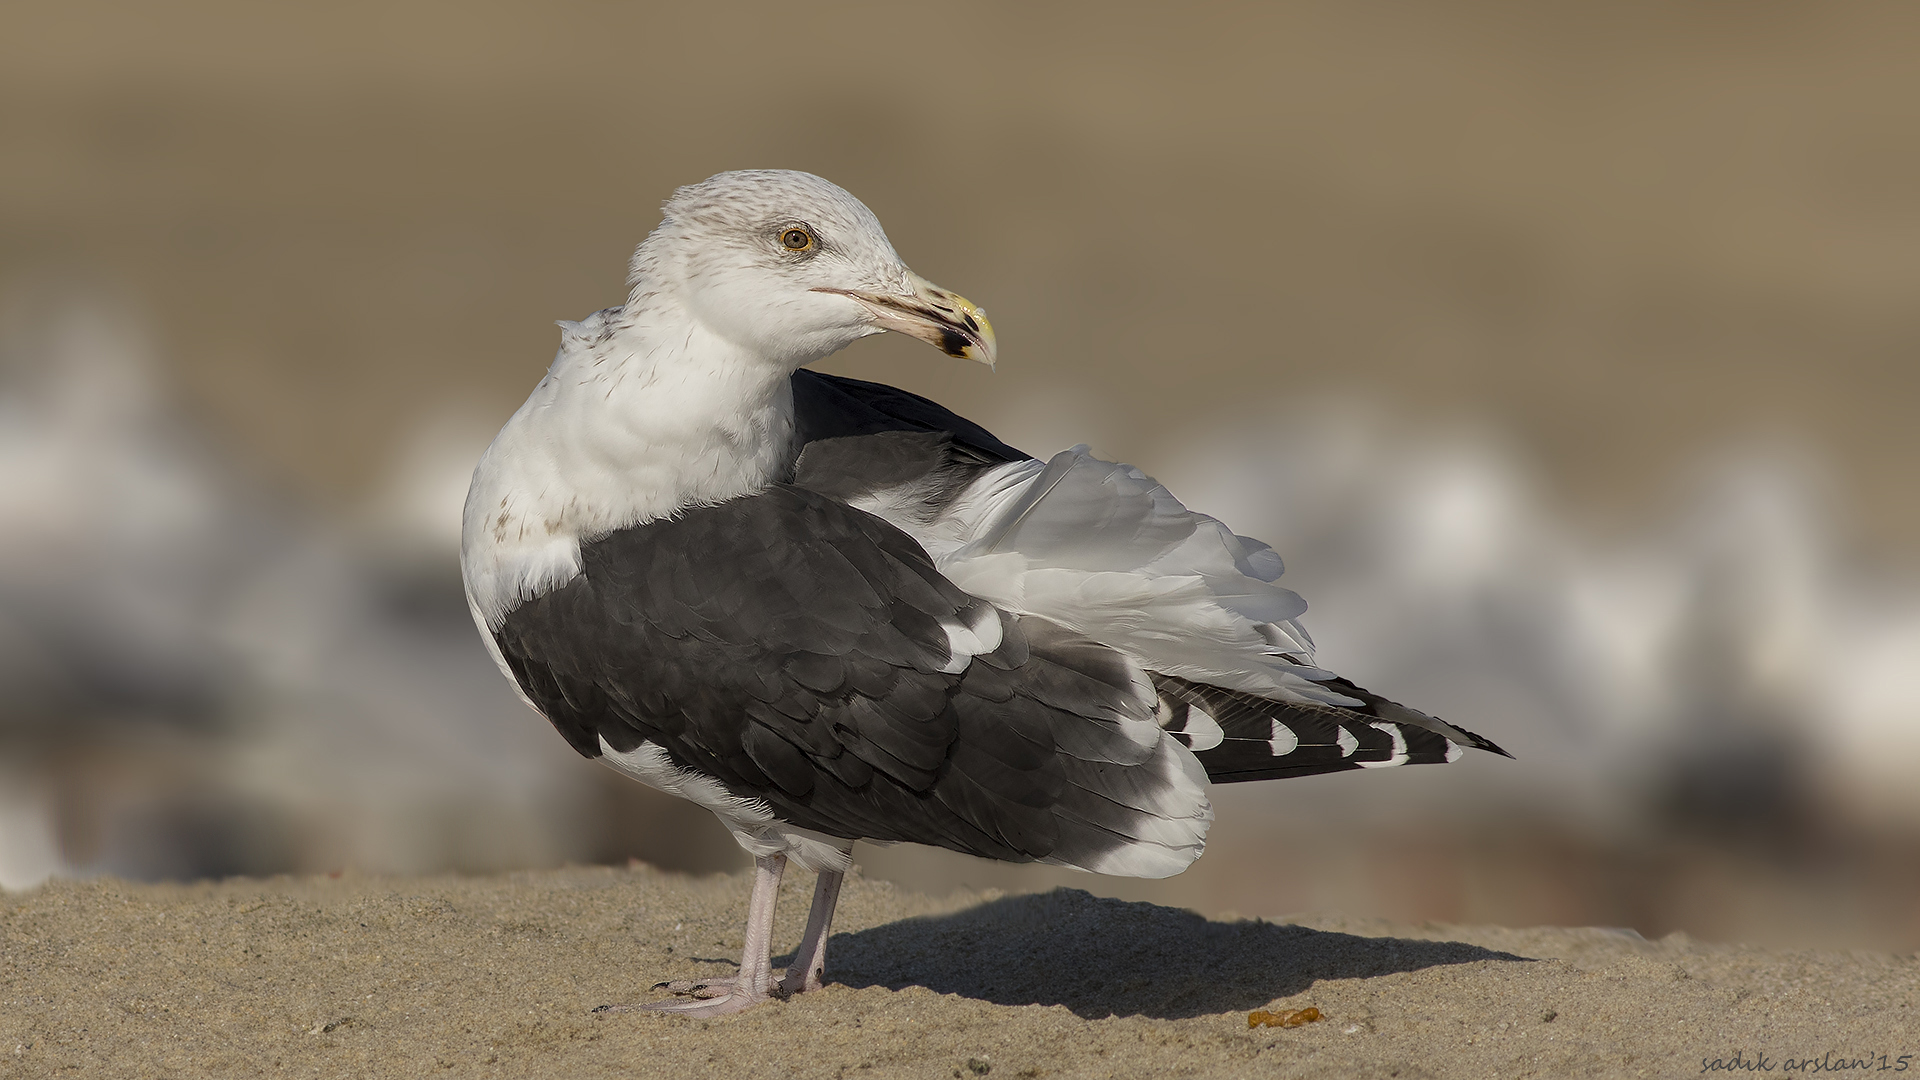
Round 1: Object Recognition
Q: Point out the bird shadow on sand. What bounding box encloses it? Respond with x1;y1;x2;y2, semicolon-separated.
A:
810;888;1532;1020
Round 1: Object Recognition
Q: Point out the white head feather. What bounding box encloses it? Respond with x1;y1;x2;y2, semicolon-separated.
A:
623;170;917;368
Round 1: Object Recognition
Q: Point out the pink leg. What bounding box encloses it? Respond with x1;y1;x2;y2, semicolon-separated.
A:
597;853;786;1018
780;868;844;995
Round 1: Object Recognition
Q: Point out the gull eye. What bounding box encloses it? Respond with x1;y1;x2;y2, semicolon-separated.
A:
779;226;815;252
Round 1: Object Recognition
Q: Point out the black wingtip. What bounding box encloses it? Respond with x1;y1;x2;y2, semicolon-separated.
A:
1458;725;1515;759
1300;669;1512;762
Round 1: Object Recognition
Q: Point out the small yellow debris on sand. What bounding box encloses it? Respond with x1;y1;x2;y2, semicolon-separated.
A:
1249;1006;1322;1029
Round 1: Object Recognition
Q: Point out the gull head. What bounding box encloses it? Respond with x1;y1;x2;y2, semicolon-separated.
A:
632;170;996;369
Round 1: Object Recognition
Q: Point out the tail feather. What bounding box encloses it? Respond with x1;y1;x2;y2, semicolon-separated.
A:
1152;673;1510;784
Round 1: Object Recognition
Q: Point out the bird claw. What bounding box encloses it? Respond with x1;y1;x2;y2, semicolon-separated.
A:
595;974;779;1016
597;967;825;1017
649;977;736;999
595;987;769;1018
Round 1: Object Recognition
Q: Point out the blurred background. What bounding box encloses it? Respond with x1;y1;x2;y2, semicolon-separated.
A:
4;1;1919;950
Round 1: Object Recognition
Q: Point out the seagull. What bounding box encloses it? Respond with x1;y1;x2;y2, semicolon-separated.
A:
461;170;1509;1017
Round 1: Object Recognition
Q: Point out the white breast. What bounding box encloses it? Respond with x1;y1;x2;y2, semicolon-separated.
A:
460;306;797;635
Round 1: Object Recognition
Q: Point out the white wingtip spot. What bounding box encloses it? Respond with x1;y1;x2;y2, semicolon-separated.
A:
1336;725;1359;758
1182;704;1224;752
1357;721;1411;768
1268;719;1299;757
1445;739;1465;763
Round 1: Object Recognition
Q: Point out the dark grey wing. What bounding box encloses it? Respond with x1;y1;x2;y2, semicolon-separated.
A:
788;371;1033;541
791;369;1028;464
791;428;1009;515
493;483;1209;874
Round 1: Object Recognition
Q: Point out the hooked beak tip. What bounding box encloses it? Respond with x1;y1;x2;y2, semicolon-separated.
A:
815;273;997;367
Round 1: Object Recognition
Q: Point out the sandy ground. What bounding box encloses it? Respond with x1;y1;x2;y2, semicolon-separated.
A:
4;865;1916;1079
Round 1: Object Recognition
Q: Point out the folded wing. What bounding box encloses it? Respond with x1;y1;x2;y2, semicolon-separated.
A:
789;370;1509;768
